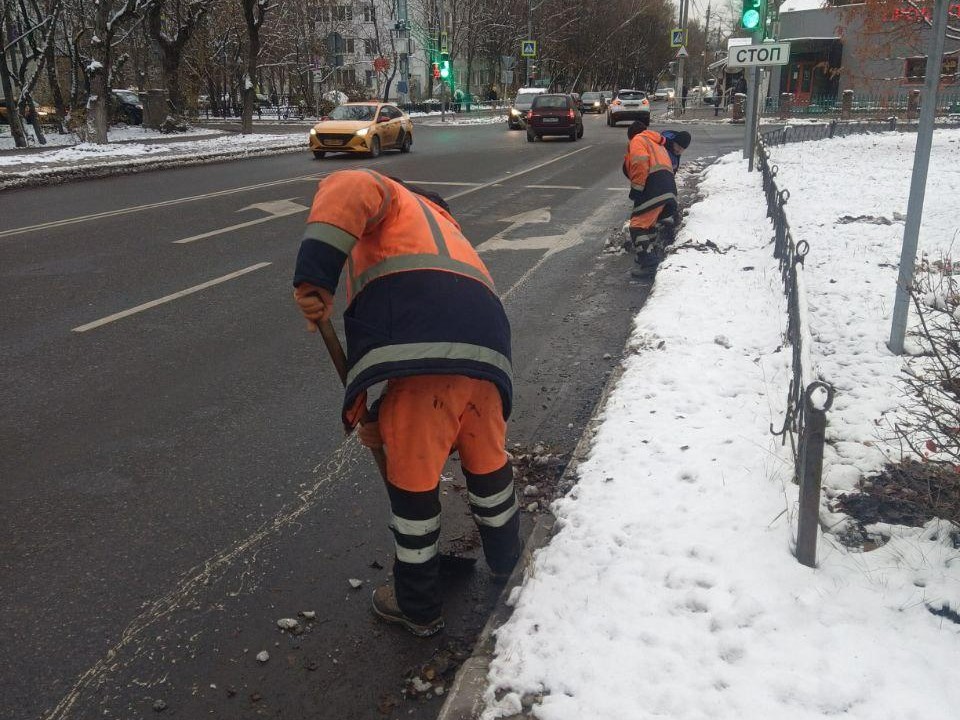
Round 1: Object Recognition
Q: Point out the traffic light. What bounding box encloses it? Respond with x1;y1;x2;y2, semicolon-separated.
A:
439;52;450;80
432;62;440;79
741;0;763;30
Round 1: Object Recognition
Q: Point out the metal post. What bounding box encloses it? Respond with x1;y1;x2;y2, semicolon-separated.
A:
888;0;950;354
676;0;688;114
745;28;763;170
796;385;830;568
744;66;758;161
439;0;446;122
527;0;533;86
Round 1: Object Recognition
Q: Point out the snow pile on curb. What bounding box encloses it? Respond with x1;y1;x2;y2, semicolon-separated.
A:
420;114;508;127
768;130;960;516
0;123;220;151
481;153;960;720
0;131;302;167
0;132;308;189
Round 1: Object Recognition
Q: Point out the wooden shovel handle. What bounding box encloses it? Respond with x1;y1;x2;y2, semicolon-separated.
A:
317;319;389;482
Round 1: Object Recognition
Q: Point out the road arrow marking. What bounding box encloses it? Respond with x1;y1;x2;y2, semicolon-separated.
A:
477;207;554;253
173;198;309;244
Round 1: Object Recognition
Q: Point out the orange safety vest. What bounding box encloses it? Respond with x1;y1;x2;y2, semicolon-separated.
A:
294;170;513;421
624;130;678;222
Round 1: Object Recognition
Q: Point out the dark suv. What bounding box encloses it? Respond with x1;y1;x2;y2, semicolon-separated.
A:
525;94;583;142
110;89;143;124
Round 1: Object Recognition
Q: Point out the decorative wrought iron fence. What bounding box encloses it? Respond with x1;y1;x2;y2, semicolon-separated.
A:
757;137;836;568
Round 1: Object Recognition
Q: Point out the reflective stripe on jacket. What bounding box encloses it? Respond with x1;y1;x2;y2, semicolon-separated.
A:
293;170;513;420
623;129;678;221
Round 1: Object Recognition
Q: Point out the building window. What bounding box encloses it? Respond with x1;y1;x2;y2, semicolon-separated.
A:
363;5;376;22
944;54;959;80
364;38;377;56
335;68;357;85
905;56;926;83
334;5;352;22
904;54;959;84
365;70;374;88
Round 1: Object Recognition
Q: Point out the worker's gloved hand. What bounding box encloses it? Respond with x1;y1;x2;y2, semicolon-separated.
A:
293;283;334;332
357;420;383;449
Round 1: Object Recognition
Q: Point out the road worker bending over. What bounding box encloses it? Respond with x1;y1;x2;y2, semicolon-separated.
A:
623;112;679;278
292;169;521;637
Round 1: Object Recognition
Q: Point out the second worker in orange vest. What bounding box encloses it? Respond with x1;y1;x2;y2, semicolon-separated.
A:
292;170;521;637
623;112;679;278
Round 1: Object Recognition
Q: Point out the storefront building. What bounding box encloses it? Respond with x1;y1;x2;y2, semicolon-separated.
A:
771;0;960;109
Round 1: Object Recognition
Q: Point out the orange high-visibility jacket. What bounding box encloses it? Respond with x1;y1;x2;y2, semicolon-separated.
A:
623;129;678;223
293;170;512;420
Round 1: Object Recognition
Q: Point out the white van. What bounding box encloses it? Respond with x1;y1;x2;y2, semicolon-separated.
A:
508;87;548;129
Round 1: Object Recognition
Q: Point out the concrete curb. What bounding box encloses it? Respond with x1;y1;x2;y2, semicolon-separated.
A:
436;361;627;720
0;142;307;191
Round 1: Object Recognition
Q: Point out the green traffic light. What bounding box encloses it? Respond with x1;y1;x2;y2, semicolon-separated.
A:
742;8;761;29
440;61;450;79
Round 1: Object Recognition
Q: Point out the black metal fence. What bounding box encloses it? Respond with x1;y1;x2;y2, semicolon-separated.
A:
761;117;960;146
758;138;836;568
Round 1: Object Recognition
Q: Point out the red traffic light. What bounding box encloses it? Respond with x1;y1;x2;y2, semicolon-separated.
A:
432;63;440;79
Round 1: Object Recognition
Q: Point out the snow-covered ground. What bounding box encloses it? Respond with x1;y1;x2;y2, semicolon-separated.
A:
420;114;508;126
0;123;220;151
481;134;960;719
0;131;307;186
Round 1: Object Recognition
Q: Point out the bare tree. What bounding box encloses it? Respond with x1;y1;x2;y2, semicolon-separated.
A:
238;0;273;133
145;0;209;114
81;0;151;143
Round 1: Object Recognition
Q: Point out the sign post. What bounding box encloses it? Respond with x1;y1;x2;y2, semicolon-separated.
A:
727;41;790;168
888;0;951;354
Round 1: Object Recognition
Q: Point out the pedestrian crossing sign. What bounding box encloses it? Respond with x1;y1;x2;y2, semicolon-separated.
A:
521;40;537;58
671;29;687;48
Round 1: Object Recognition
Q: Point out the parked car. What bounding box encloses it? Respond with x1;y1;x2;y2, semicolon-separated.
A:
579;91;607;113
111;89;143;124
508;87;546;129
606;89;650;126
309;102;413;159
0;99;58;125
688;83;716;105
652;87;675;102
525;93;583;142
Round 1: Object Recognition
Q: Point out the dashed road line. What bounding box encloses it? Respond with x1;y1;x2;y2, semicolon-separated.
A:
72;263;271;333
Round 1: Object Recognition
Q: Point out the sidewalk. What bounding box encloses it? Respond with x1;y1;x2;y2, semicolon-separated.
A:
456;133;960;719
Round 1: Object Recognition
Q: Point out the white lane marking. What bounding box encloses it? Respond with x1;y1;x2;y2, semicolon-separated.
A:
72;263;271;333
402;180;481;187
173;198;309;244
0;173;326;239
525;184;584;190
446;145;593;201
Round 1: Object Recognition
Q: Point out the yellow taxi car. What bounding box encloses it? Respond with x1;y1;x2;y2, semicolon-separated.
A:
309;102;413;159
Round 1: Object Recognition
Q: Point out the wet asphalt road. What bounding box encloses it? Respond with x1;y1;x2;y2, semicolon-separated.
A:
0;108;743;720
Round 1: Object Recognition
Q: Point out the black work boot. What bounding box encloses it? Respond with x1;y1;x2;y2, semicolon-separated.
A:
371;584;444;637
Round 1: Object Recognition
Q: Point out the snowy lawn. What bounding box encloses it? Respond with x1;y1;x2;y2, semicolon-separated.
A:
0;123;220;151
481;145;960;719
768;130;960;515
